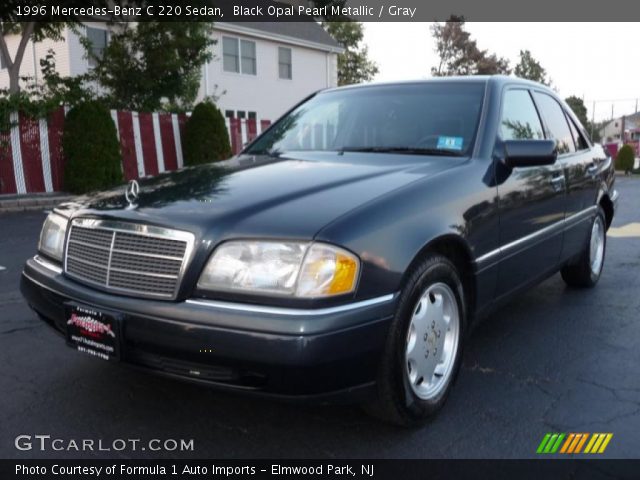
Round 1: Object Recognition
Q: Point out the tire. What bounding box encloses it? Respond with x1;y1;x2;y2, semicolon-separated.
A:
365;254;466;427
561;207;607;288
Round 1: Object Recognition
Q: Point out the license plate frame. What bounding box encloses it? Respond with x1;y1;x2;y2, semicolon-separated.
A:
64;303;122;361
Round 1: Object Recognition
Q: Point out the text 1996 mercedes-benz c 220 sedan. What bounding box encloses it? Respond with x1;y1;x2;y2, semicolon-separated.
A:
21;76;618;425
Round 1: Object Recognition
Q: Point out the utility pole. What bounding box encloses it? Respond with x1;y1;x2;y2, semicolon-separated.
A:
591;101;596;140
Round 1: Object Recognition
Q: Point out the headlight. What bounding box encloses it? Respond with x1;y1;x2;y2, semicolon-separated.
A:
38;213;68;261
198;241;359;298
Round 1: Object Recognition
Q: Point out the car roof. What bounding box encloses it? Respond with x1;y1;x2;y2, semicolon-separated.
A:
321;75;552;94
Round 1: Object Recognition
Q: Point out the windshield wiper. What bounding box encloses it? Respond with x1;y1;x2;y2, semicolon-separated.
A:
338;146;464;157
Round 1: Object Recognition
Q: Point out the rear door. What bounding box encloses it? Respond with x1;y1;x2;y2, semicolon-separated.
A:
531;92;597;262
493;88;566;299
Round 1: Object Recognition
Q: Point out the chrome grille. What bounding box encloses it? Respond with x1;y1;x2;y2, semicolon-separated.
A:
64;219;194;299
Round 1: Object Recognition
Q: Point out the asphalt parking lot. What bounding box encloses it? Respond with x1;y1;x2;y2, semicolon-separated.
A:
1;177;638;460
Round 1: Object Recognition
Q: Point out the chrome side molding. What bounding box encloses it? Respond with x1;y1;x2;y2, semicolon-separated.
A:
476;205;598;266
185;293;397;316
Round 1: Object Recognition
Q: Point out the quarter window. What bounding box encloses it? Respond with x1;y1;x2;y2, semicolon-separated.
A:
566;114;589;151
532;92;576;154
278;47;292;79
223;36;257;75
86;27;108;67
500;90;544;141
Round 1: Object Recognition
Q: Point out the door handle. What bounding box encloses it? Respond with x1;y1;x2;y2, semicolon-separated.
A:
587;163;599;176
550;173;565;191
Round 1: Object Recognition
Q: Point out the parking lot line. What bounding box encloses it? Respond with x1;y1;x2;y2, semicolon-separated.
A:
608;222;640;238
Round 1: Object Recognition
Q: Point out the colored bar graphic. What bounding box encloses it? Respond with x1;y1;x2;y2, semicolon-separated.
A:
538;433;613;454
598;434;613;453
544;434;559;453
584;434;599;453
537;434;551;454
550;434;565;453
567;434;582;453
560;433;575;453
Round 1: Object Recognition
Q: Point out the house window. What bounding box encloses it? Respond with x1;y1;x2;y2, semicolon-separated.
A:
222;36;256;75
278;47;292;79
225;110;235;119
223;37;239;73
86;26;108;67
240;40;256;75
248;112;256;120
237;111;246;119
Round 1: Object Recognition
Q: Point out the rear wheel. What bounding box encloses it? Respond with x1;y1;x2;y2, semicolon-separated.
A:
366;254;466;426
561;207;606;288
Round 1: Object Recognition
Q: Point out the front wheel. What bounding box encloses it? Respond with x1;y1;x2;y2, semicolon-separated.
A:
366;255;466;426
561;207;607;288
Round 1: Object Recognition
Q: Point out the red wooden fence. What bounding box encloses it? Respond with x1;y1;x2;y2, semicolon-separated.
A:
0;107;271;195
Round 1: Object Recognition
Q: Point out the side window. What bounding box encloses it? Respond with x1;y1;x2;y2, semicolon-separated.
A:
500;90;544;140
566;114;589;151
532;92;575;155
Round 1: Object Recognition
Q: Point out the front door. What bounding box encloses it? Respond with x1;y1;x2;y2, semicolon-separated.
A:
493;88;566;299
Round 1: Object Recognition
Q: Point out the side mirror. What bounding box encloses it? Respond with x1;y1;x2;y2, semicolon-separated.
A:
503;140;557;168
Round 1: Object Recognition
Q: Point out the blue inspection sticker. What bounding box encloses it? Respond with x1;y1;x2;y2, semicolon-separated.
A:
436;136;464;151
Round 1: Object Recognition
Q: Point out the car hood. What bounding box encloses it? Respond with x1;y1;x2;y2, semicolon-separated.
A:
57;151;464;240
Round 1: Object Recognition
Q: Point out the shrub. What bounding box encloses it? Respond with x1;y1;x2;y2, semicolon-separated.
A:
183;101;231;166
615;144;635;173
63;101;123;194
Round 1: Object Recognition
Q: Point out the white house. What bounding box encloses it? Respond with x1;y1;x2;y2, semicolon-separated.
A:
599;113;640;144
204;22;342;121
0;21;342;122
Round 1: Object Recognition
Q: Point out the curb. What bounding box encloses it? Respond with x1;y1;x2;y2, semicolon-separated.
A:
0;194;74;213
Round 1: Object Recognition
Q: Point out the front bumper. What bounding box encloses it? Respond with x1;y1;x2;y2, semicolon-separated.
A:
611;188;620;215
20;256;396;402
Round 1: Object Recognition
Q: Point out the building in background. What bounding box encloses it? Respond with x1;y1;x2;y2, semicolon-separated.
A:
203;22;341;122
0;21;342;121
600;113;640;164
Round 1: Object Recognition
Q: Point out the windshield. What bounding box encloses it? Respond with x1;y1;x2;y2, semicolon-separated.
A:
247;82;485;157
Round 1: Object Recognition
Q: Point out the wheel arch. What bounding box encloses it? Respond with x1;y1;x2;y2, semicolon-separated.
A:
401;234;477;320
598;193;614;229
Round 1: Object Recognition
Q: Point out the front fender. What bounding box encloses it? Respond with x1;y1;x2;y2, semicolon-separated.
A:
314;159;499;301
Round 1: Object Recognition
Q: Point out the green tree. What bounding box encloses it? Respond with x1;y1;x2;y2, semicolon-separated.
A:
514;50;550;85
565;96;589;128
431;16;510;76
564;96;606;142
615;144;635;174
183;101;231;165
63;101;123;193
0;1;76;94
322;22;378;86
88;22;215;111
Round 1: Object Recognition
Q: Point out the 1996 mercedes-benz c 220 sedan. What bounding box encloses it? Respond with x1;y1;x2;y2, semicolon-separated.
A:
21;76;618;425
